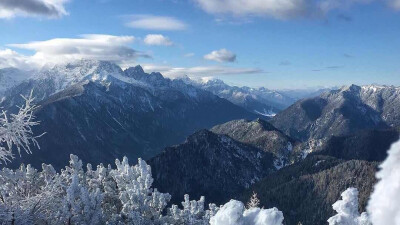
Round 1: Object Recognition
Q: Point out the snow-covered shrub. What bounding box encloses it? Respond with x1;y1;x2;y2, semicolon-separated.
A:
163;194;218;225
0;91;43;164
1;154;257;225
210;200;284;225
327;188;371;225
367;140;400;225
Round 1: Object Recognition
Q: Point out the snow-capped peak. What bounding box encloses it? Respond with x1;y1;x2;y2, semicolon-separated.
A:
0;67;31;95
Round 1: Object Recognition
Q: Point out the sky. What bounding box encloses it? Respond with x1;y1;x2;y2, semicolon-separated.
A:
0;0;400;89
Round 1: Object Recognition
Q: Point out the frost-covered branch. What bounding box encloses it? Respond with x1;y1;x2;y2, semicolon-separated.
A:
0;155;284;225
0;90;43;164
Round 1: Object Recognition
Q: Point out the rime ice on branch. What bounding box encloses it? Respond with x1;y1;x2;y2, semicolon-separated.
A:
0;90;43;164
0;154;284;225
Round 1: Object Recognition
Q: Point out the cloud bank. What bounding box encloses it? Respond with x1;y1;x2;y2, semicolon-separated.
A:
0;49;33;69
126;15;187;30
2;34;148;69
204;49;237;63
194;0;400;20
142;64;263;78
0;0;69;19
194;0;313;19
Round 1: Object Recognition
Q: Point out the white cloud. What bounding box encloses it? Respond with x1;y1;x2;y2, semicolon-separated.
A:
0;0;69;19
388;0;400;9
318;0;373;13
194;0;400;20
193;0;312;19
126;15;187;30
144;34;174;46
320;0;400;12
3;34;148;69
204;49;236;63
142;64;263;78
0;49;35;69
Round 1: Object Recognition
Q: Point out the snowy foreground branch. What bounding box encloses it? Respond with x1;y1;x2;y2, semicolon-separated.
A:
0;155;284;225
327;188;371;225
328;140;400;225
0;90;43;164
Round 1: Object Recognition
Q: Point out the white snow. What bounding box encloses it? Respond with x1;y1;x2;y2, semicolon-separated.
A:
210;200;284;225
0;68;31;95
254;110;276;117
367;140;400;225
328;188;371;225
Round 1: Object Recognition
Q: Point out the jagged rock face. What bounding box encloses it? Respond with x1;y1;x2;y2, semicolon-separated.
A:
2;60;257;169
148;130;275;205
241;155;378;225
271;85;397;143
210;119;298;169
183;78;295;117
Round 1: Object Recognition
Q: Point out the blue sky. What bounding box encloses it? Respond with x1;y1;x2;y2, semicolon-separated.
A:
0;0;400;89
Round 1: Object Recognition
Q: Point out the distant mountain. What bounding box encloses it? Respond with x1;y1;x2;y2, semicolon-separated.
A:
2;60;257;169
210;118;299;169
277;87;337;101
0;68;31;97
148;129;275;205
182;78;295;117
271;85;400;152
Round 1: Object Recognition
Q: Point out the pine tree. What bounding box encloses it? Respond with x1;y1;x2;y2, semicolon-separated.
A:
246;192;260;209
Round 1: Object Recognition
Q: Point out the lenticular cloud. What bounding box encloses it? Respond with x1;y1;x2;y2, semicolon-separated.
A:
368;140;400;225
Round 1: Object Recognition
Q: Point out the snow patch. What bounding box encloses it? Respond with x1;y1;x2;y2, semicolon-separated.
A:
210;200;284;225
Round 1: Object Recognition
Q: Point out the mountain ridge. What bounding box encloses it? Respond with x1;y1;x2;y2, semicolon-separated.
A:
271;84;399;151
2;60;258;169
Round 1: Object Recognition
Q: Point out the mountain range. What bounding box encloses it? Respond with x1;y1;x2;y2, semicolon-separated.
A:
1;60;400;225
183;78;292;116
148;84;400;225
271;84;400;155
148;129;275;205
0;60;256;169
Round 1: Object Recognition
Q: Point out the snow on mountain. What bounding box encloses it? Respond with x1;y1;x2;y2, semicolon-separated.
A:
2;60;257;169
271;84;400;156
33;59;152;94
148;129;275;205
0;68;31;97
180;77;296;117
277;87;337;101
210;118;299;169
